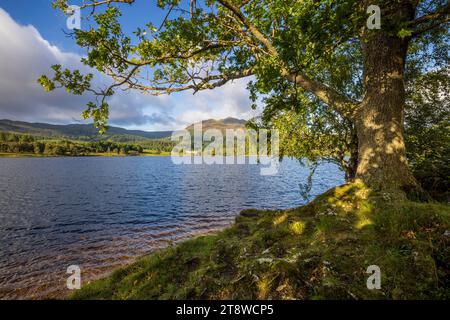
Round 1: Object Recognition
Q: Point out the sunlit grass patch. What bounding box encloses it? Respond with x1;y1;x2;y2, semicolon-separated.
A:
356;217;373;229
289;220;306;235
256;276;273;299
273;213;288;226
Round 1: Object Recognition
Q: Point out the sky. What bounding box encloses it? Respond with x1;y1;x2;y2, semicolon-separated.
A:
0;0;259;131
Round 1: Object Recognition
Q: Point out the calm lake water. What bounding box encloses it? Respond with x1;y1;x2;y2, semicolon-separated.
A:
0;156;343;299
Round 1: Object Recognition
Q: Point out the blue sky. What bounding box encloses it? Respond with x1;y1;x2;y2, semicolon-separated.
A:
0;1;258;131
0;0;163;52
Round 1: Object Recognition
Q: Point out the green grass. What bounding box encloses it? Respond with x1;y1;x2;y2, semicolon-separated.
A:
72;183;450;300
141;150;172;156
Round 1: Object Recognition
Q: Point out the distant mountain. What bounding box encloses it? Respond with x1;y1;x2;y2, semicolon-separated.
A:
0;119;172;141
0;117;249;142
185;117;247;132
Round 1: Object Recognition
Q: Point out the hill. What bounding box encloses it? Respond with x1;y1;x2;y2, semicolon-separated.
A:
185;117;247;132
0;118;248;142
0;119;172;141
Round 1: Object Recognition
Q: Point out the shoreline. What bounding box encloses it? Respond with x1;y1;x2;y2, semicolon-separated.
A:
0;152;172;158
0;224;231;300
60;227;228;300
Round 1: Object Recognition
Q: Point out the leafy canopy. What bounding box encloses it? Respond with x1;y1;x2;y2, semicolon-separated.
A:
39;0;448;145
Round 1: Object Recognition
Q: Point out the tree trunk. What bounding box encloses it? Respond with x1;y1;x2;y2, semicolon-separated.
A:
345;128;358;182
355;1;419;192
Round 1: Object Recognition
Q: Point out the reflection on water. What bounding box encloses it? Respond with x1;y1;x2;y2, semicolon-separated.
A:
0;156;343;299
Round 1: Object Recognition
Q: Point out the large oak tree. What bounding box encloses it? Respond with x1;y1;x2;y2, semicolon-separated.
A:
40;0;449;193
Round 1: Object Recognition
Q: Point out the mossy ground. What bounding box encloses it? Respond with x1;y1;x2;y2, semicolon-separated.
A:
72;183;450;300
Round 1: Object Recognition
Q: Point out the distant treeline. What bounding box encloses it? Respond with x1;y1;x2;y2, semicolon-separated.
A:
0;132;144;156
0;131;273;156
139;139;176;152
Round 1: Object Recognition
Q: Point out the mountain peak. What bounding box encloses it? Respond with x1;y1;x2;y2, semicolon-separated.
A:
185;118;247;131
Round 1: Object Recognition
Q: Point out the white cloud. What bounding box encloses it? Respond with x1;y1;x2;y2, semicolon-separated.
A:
0;8;258;131
175;79;257;125
0;8;92;122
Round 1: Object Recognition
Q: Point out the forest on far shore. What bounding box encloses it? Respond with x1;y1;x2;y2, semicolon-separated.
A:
0;132;175;156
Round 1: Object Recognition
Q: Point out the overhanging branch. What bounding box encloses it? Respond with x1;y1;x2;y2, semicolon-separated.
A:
109;67;254;96
217;0;359;117
283;71;359;119
411;2;450;37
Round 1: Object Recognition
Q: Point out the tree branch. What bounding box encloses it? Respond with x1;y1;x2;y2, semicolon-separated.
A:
110;67;254;96
73;0;359;117
216;0;359;117
78;0;135;9
282;72;359;119
216;0;278;56
411;2;450;37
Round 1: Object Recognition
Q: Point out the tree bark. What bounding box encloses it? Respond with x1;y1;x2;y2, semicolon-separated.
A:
345;128;358;182
355;1;419;192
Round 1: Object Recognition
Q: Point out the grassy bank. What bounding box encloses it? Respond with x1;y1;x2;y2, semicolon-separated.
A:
72;184;449;300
